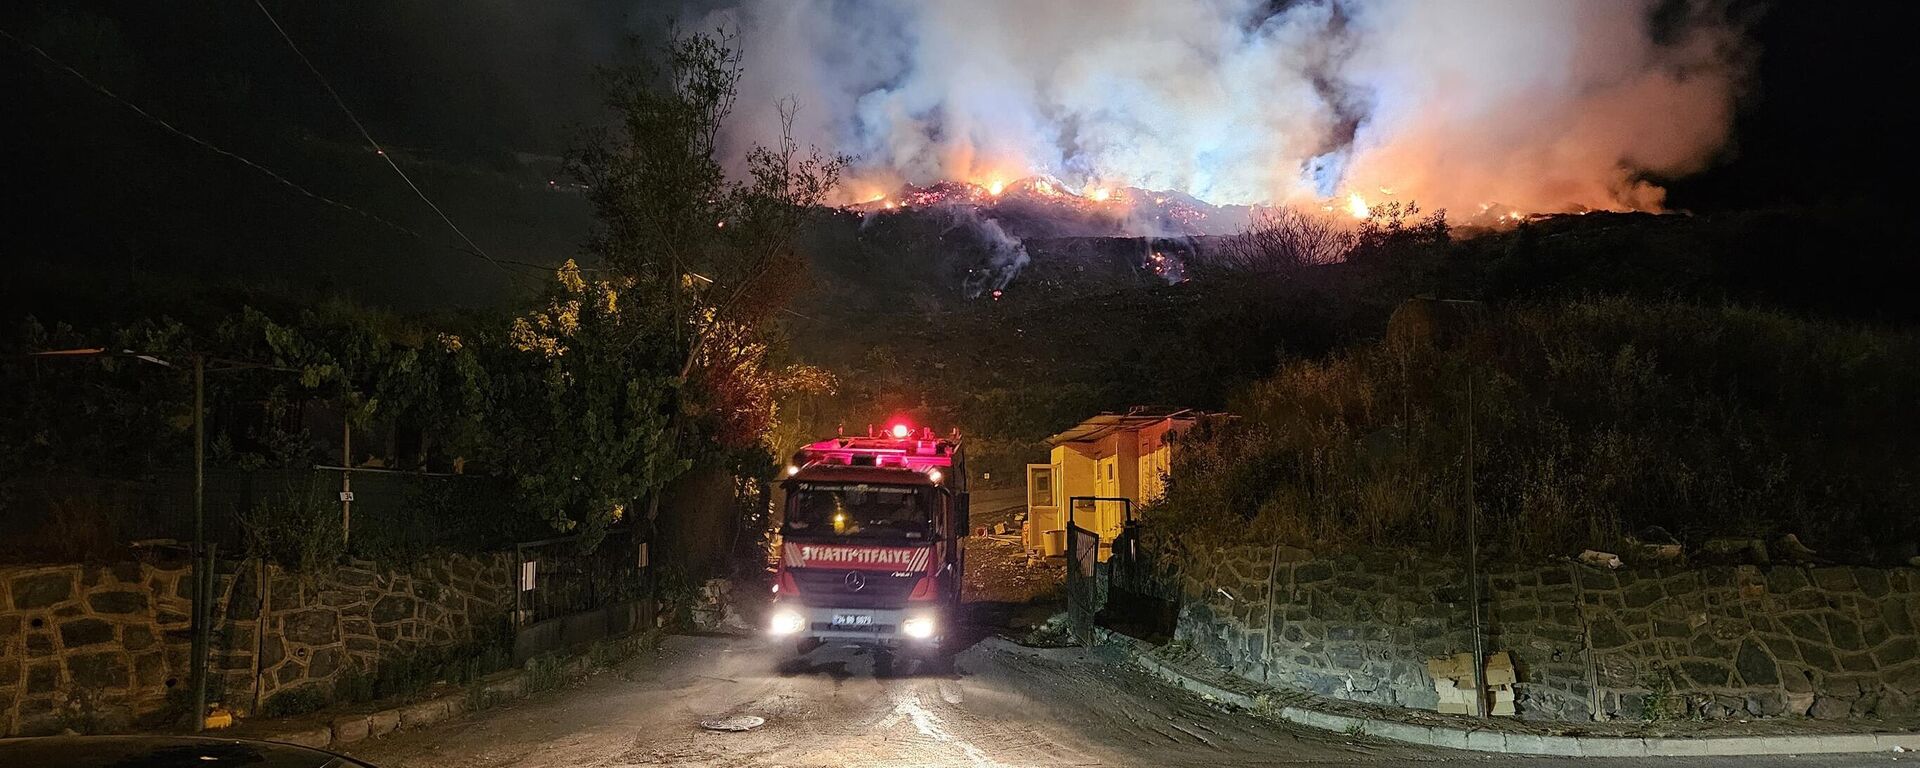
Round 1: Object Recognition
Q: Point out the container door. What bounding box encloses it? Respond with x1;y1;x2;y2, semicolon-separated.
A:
1026;463;1063;556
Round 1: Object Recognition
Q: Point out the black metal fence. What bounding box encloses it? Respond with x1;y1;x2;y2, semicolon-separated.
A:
0;467;525;563
1102;520;1179;644
1063;494;1182;646
512;528;646;628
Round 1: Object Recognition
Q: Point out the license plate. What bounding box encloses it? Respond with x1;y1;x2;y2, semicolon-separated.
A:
831;613;873;627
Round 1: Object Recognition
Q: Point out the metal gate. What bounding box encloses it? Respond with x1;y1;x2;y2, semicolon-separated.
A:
1063;496;1132;646
1064;522;1101;646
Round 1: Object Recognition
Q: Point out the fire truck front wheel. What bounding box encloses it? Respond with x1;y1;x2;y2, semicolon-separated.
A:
794;637;823;655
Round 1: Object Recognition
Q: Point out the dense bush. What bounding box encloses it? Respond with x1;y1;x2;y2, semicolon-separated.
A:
237;482;343;573
1149;298;1920;562
347;474;538;564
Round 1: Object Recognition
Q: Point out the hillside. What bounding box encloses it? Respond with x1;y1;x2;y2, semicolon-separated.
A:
779;201;1915;484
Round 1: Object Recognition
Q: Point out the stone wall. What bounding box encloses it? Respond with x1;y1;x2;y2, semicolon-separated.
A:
0;553;513;736
1144;542;1920;722
0;558;192;735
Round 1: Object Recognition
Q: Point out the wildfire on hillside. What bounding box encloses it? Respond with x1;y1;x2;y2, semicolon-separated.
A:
735;1;1746;223
838;166;1584;307
842;172;1545;236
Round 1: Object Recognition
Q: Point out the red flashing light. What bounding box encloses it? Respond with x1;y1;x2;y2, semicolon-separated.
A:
890;423;911;439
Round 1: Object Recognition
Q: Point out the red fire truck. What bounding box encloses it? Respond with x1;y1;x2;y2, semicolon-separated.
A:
768;423;969;655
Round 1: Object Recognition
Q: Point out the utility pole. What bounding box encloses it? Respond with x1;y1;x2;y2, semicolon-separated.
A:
190;354;209;731
1465;374;1488;719
341;416;352;548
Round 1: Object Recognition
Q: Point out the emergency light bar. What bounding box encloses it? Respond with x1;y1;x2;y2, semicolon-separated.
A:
793;432;957;473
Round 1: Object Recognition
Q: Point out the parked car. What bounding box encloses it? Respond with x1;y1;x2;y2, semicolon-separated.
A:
0;735;377;767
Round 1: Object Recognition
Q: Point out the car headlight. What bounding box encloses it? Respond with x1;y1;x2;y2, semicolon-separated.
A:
769;609;806;635
901;615;936;639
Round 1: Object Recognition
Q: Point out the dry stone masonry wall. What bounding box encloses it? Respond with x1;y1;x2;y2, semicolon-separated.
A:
0;559;190;735
1156;544;1920;722
0;553;513;735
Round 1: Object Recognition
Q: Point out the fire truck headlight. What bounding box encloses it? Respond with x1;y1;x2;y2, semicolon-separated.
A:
769;609;806;636
901;615;937;640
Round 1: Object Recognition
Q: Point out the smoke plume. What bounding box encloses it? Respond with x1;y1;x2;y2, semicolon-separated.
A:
704;0;1749;214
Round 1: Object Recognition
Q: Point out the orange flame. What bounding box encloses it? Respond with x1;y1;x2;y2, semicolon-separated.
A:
1345;193;1370;220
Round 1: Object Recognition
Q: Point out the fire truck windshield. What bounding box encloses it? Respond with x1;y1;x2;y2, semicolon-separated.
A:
785;482;932;541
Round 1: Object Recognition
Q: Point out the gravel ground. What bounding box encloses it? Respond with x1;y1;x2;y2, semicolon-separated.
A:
342;633;1891;768
963;487;1063;608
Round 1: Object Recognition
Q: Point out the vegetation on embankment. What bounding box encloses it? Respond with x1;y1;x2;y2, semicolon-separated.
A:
3;30;833;577
785;200;1916;491
0;278;765;563
1147;298;1920;563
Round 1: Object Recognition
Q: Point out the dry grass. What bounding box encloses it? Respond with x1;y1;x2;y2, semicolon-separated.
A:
1147;298;1920;562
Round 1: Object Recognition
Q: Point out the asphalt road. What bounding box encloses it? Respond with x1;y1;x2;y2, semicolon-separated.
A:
342;633;1892;768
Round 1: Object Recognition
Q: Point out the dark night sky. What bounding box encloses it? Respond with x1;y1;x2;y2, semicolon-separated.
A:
1;0;1913;315
1663;1;1917;210
5;1;1909;205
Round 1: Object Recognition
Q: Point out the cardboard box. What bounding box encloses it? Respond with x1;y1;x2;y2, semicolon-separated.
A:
1426;653;1474;679
1427;651;1520;717
1438;689;1475;704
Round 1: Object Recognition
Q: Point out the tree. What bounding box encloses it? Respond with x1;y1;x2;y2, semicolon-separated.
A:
1350;200;1449;261
1212;207;1354;276
568;28;847;560
571;28;846;377
482;261;686;550
1;316;192;479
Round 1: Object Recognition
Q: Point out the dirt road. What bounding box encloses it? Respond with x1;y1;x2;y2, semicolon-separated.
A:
344;633;1880;768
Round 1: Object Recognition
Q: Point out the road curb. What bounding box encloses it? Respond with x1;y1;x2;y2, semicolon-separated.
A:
1119;636;1920;757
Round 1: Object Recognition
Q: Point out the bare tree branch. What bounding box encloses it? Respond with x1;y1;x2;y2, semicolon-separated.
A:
1212;207;1356;276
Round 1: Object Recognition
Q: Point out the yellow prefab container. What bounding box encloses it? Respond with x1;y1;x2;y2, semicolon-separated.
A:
1027;407;1213;562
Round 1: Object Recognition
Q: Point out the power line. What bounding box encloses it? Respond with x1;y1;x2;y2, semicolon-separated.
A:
1;26;549;283
250;0;516;278
1;26;421;241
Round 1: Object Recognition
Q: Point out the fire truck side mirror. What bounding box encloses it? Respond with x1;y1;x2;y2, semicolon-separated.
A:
955;492;970;535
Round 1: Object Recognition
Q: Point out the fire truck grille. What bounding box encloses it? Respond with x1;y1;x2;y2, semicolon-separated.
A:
789;568;920;608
